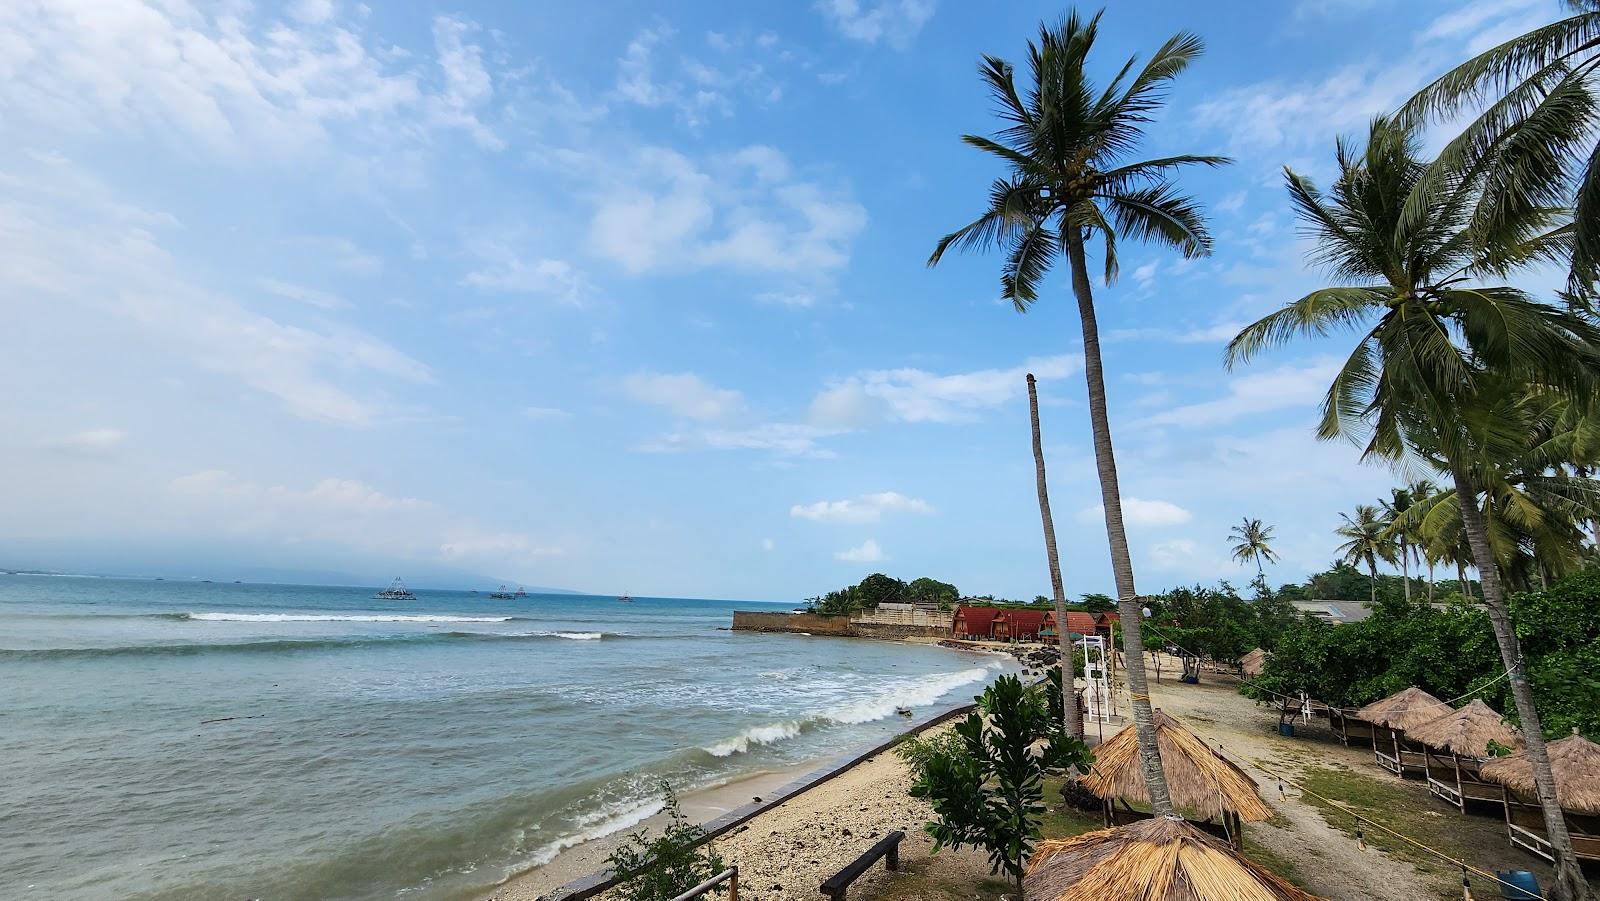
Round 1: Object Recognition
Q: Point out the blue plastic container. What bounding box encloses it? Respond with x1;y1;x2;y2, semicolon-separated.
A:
1497;870;1540;900
1278;722;1295;737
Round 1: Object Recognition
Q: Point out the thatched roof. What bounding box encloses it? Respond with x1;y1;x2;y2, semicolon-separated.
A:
1023;816;1323;901
1480;733;1600;816
1240;648;1267;678
1404;700;1521;758
1080;711;1272;822
1354;686;1448;731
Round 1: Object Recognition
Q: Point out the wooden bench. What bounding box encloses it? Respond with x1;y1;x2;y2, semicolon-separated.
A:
820;831;904;900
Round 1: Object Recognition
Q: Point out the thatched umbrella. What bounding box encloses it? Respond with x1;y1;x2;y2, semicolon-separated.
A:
1354;686;1447;776
1240;647;1267;678
1080;711;1270;845
1023;816;1322;901
1406;700;1522;812
1480;733;1600;816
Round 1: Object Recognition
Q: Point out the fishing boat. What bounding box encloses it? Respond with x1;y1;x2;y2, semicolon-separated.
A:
618;592;632;603
487;585;516;600
514;587;527;598
374;578;417;600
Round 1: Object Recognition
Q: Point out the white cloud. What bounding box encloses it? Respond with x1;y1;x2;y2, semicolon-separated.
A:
1149;539;1199;570
1131;261;1159;289
45;428;127;455
522;406;571;420
791;491;934;523
835;538;885;563
167;469;565;569
623;372;744;421
611;26;785;126
816;0;936;48
809;354;1081;427
260;278;348;311
761;537;775;551
755;290;817;309
588;146;865;276
1078;497;1193;528
1193;59;1428;152
1137;360;1340;429
639;423;838;458
461;253;587;305
0;2;502;159
0;154;430;427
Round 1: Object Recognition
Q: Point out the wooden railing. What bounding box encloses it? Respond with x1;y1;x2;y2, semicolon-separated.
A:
819;831;904;900
668;866;738;901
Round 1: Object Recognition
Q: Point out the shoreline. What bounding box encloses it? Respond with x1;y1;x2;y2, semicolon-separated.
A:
485;640;1021;900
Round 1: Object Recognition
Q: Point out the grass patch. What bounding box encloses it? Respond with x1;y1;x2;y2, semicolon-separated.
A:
855;858;1013;901
1240;835;1307;888
1296;765;1465;898
1039;776;1109;839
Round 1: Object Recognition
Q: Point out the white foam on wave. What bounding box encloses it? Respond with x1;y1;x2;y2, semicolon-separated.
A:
820;664;998;725
522;796;665;867
505;630;603;640
702;721;804;757
187;612;513;623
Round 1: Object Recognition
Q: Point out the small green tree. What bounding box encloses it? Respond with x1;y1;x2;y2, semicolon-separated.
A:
606;782;726;901
909;675;1092;890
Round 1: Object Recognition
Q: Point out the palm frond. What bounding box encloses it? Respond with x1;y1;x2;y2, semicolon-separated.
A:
1224;288;1388;367
1100;184;1213;257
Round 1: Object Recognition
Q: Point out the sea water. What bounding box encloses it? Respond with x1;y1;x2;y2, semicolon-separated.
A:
0;576;1007;899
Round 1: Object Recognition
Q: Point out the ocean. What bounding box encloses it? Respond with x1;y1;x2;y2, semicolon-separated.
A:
0;576;1007;900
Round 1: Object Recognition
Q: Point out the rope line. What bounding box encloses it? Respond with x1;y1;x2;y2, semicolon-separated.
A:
1213;741;1547;901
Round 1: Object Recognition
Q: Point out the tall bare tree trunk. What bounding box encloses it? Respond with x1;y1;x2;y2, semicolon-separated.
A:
1027;373;1080;739
1066;232;1174;817
1400;538;1411;605
1453;467;1591;901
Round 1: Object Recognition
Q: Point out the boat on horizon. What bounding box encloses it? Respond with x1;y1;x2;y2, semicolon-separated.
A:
374;577;417;600
618;591;632;603
488;585;516;600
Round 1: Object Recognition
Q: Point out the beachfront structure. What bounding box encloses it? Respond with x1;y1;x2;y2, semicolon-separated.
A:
1078;710;1272;847
1406;699;1522;812
1480;733;1600;864
1354;686;1447;777
991;608;1046;642
1041;610;1099;641
950;605;999;640
1022;817;1321;901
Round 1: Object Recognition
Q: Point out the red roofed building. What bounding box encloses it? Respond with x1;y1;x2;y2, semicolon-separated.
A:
951;605;999;640
993;608;1046;642
1041;611;1100;640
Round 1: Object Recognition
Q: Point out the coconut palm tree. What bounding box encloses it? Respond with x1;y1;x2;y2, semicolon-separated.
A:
1027;373;1080;739
929;10;1229;818
1399;2;1600;296
1226;117;1600;900
1379;485;1428;604
1333;506;1396;604
1227;517;1279;577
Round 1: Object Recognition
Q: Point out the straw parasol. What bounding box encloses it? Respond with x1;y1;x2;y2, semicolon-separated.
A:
1354;686;1447;731
1404;700;1522;758
1023;816;1323;901
1240;647;1267;678
1480;733;1600;816
1080;710;1272;822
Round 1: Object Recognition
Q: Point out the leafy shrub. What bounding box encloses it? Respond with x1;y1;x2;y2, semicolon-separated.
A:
606;782;726;901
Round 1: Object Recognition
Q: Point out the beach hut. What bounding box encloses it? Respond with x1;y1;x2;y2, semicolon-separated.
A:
1239;647;1267;678
1480;733;1600;863
1355;686;1447;776
1079;710;1272;847
950;605;998;640
1405;699;1522;812
1023;817;1322;901
1042;610;1099;640
992;608;1046;643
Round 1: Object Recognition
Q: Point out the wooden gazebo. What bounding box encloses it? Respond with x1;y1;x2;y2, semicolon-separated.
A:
1078;710;1271;847
1405;699;1522;812
1355;687;1447;777
1023;817;1322;900
1480;733;1600;863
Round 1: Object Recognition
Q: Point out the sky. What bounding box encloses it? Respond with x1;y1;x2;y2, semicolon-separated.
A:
0;0;1569;599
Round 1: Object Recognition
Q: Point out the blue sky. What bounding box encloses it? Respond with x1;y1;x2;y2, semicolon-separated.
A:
0;0;1565;598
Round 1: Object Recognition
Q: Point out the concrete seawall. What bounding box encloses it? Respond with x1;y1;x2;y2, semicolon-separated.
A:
731;610;948;641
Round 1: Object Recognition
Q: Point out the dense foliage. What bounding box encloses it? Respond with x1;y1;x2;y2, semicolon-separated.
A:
1247;567;1600;738
806;573;960;614
906;675;1092;889
1141;580;1306;662
605;782;726;901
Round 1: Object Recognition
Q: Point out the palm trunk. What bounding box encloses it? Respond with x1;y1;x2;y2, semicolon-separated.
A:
1400;538;1411;604
1027;373;1080;739
1427;559;1436;604
1453;467;1591;901
1066;231;1175;817
1367;556;1377;605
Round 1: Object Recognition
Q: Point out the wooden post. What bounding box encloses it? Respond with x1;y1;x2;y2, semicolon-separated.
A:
729;866;738;901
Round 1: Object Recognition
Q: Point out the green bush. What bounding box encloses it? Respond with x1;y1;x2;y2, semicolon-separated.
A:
606;782;726;901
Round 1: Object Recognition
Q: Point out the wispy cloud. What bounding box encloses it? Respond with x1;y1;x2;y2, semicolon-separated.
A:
1137;360;1340;429
810;354;1081;427
815;0;936;49
834;538;885;562
623;372;745;421
1078;497;1193;527
791;491;933;523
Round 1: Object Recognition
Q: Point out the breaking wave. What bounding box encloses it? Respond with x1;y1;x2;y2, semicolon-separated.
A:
703;721;805;757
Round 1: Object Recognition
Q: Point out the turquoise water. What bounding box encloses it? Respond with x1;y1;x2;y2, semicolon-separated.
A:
0;576;1006;900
